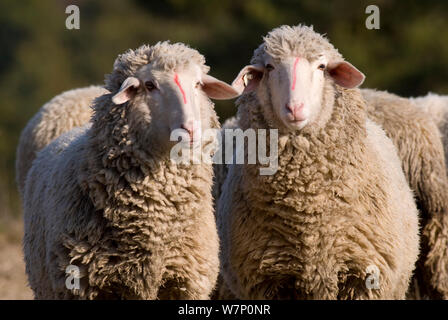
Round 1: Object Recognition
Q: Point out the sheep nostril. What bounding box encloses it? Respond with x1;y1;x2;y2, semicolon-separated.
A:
285;103;306;121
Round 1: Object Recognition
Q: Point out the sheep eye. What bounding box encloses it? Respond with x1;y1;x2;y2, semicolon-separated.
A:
145;81;156;91
318;64;326;70
265;64;274;71
195;81;202;89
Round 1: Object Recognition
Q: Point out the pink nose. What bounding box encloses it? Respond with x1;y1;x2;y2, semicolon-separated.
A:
181;124;194;141
285;102;306;121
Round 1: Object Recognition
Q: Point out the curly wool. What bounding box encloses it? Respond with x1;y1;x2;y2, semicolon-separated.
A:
411;93;448;129
411;93;448;168
252;25;343;66
23;42;220;299
363;89;448;299
15;85;107;196
217;25;419;299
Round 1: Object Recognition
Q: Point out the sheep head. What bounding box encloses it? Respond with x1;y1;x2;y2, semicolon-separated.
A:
232;25;365;132
105;42;238;151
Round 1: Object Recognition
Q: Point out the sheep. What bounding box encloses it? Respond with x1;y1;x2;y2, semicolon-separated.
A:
216;88;448;301
362;89;448;299
23;41;239;299
411;93;448;130
411;93;448;168
15;85;107;196
217;25;419;299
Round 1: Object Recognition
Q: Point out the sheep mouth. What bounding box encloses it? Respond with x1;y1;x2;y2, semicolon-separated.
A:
288;119;307;126
289;119;306;123
284;118;309;130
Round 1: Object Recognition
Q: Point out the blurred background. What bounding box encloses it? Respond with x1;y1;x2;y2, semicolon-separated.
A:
0;0;447;299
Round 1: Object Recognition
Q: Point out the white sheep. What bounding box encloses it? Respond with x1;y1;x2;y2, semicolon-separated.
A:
411;93;448;167
16;85;107;196
217;25;419;299
23;41;239;299
362;89;448;299
216;80;448;302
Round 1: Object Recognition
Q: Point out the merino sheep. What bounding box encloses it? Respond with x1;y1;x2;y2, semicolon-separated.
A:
216;86;448;301
16;85;107;196
362;89;448;299
411;93;448;130
23;41;239;299
217;25;419;299
411;93;448;167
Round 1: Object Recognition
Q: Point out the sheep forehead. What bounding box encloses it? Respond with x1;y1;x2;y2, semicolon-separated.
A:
107;41;209;92
138;42;207;72
136;62;202;83
251;24;342;65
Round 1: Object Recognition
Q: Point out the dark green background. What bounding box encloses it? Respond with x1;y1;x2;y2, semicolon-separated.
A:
1;0;447;219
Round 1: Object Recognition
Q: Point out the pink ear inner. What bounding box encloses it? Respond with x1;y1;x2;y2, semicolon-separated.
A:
292;57;299;90
174;74;187;104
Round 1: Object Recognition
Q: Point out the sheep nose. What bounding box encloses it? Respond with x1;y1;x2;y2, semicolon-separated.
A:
285;102;306;121
181;123;194;141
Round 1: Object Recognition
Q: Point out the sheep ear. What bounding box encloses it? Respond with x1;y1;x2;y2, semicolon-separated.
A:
112;77;140;104
231;64;265;95
201;74;240;100
327;61;365;89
